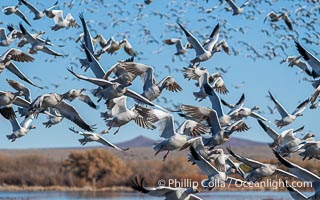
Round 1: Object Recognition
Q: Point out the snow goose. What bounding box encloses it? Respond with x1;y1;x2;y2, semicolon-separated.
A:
283;181;309;200
0;49;41;88
50;10;78;31
162;38;189;55
213;39;231;55
67;67;159;108
135;105;209;160
297;141;320;160
120;62;182;101
274;151;320;199
69;127;129;151
202;83;244;126
100;96;156;135
180;103;249;147
93;34;109;48
257;120;311;157
225;0;251;15
188;146;246;190
42;107;64;128
227;147;297;183
19;24;63;56
280;55;312;77
178;22;219;64
96;37;137;57
183;66;228;94
131;177;202;200
29;93;94;131
268;91;309;128
265;11;293;31
0;27;16;46
61;88;97;109
2;5;31;26
221;95;268;121
0;90;28;119
20;0;58;20
103;57;137;85
295;40;320;78
6;114;36;142
310;85;320;109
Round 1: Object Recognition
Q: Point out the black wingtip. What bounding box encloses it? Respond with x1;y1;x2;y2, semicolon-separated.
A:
204;83;213;95
257;119;267;132
7;24;14;32
273;150;294;168
189;145;200;161
130;177;149;194
226;146;236;158
178;23;190;37
210;23;220;38
19;23;26;34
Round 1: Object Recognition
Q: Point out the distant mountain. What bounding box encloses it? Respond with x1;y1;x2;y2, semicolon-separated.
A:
224;137;267;147
116;135;156;148
116;135;267;148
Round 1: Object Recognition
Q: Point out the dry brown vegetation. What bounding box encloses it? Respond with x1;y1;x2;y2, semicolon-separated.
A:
0;147;318;191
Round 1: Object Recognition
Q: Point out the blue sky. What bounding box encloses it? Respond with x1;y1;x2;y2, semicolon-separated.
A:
0;0;319;149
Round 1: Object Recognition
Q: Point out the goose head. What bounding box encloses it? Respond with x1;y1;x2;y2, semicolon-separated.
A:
251;106;259;111
29;125;36;130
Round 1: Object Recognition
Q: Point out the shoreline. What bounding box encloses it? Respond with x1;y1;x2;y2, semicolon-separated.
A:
0;185;312;192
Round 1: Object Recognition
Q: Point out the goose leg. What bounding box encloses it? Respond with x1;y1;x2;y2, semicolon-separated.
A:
162;150;170;161
113;127;121;135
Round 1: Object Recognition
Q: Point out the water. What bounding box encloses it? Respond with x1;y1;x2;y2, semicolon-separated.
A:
0;191;303;200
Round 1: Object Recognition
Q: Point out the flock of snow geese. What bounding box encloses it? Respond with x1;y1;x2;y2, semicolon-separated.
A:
1;0;320;199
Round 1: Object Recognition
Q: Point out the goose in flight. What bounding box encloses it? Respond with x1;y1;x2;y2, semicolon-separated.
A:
181;104;248;148
68;68;161;109
268;91;309;128
96;37;137;58
69;127;129;151
131;177;202;200
188;137;243;175
135;105;210;160
258;120;314;156
100;96;156;135
295;40;320;79
178;22;219;64
220;95;267;121
192;71;224;101
2;5;31;26
19;24;63;56
0;27;16;46
0;90;29;120
280;55;312;77
0;48;41;88
29;93;94;131
42;107;64;128
6;114;36;142
189;146;246;190
162;38;189;55
265;11;293;31
310;85;320;109
50;10;78;31
225;0;251;15
20;0;58;20
183;66;228;95
227;148;297;183
180;87;246;129
274;151;320;199
297;141;320;161
103;57;138;85
61;88;97;109
120;62;182;101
